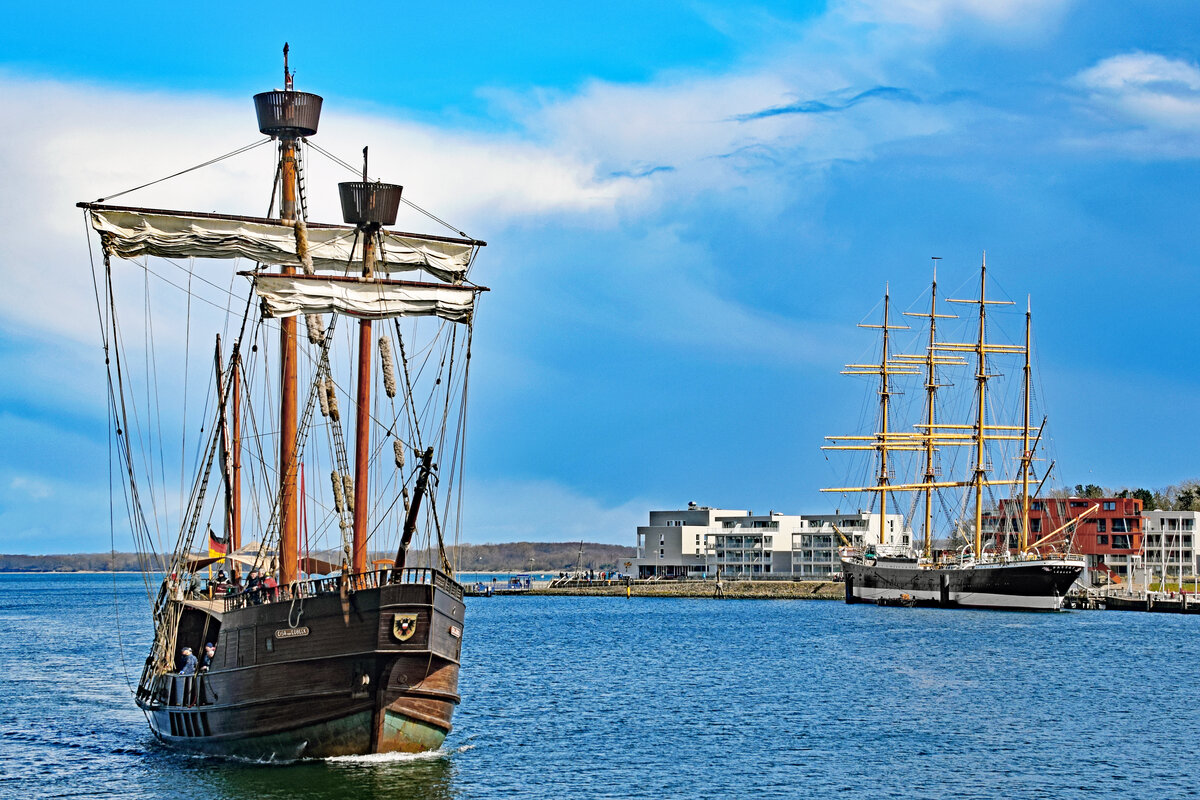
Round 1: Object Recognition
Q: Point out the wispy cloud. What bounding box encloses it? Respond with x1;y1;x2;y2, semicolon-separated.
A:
836;0;1075;36
8;475;52;500
734;85;923;121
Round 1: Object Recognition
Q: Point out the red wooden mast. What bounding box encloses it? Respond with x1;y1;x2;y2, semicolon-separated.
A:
253;44;322;585
352;220;376;574
277;57;300;586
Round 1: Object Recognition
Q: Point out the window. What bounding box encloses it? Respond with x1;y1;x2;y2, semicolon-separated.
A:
1096;519;1106;533
1112;518;1128;533
1112;535;1130;549
1103;501;1116;511
1031;501;1043;511
1070;501;1087;508
1098;535;1108;545
1030;519;1041;533
1185;520;1195;531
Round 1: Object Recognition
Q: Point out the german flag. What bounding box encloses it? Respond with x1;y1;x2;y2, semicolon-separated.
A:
208;527;229;557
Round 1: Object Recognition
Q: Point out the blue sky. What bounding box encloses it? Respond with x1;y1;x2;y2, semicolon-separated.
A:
2;0;1199;552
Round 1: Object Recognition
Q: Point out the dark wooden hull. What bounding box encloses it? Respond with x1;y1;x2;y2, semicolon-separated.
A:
138;575;464;759
842;557;1083;611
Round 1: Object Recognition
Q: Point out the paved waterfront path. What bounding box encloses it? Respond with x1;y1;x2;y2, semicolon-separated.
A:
527;580;842;599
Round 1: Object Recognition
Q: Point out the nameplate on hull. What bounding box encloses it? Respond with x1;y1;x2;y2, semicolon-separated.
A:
275;626;310;639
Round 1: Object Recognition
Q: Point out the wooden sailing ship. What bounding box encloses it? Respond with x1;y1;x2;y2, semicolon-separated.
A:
825;259;1084;611
81;49;486;757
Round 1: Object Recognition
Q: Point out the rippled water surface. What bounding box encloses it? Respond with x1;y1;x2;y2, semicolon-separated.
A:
2;573;1198;799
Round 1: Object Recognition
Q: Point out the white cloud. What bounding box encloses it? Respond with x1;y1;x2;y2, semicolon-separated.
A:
1073;52;1200;131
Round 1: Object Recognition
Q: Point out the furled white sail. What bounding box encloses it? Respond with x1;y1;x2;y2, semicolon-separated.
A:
253;274;477;323
89;207;475;283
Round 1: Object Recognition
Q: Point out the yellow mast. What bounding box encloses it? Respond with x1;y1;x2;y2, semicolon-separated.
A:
880;288;890;545
973;259;987;559
1020;297;1032;554
899;258;959;559
849;287;913;547
943;255;1014;560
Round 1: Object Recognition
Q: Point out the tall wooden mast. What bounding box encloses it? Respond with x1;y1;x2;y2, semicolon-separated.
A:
230;346;242;556
336;151;405;575
352;149;375;575
253;44;323;585
277;49;300;586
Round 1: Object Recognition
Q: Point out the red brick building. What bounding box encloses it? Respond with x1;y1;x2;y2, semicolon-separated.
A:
983;496;1142;584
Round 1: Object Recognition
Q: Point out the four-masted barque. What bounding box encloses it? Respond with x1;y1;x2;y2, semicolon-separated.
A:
82;50;486;757
825;259;1083;611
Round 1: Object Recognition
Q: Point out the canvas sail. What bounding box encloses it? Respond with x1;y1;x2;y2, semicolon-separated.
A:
252;274;477;323
88;206;476;283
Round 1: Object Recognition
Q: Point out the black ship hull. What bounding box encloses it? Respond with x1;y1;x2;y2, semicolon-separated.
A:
842;556;1083;611
137;570;463;759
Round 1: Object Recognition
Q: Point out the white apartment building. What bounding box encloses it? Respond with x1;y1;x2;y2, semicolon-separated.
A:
630;503;912;579
1140;510;1199;582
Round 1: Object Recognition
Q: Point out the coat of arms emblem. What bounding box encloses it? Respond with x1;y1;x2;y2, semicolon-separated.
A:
392;613;418;642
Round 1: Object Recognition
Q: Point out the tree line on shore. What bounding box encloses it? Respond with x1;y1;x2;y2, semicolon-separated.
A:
1060;479;1200;512
0;541;635;573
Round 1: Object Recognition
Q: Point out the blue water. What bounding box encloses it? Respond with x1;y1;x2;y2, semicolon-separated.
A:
2;573;1198;799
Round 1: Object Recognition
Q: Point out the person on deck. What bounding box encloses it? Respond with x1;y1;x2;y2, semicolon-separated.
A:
178;646;197;675
263;574;279;602
199;643;216;672
178;646;198;707
246;570;263;604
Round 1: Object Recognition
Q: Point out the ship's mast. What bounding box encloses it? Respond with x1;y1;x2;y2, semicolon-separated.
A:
231;347;242;557
352;148;375;575
253;44;322;585
905;260;957;558
834;287;914;547
973;259;987;559
277;47;301;586
879;287;891;543
1020;297;1032;553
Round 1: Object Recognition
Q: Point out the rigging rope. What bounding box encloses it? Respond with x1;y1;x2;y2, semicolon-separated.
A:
92;138;272;204
306;140;474;239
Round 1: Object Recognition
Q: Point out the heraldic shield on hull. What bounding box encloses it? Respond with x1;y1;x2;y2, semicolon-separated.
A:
393;613;418;642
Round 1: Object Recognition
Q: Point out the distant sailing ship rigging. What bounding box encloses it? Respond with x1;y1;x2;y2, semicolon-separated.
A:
824;258;1084;610
83;48;486;756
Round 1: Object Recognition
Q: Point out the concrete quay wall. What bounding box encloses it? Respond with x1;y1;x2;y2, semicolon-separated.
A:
527;580;843;600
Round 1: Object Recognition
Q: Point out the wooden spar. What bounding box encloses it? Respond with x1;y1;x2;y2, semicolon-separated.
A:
278;129;299;587
215;336;233;559
393;447;435;575
231;346;242;558
74;202;487;248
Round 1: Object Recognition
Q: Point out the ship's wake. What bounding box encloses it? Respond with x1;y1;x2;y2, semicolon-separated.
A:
323;743;475;764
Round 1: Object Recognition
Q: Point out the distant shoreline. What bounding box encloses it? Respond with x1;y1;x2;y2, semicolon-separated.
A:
0;542;634;574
